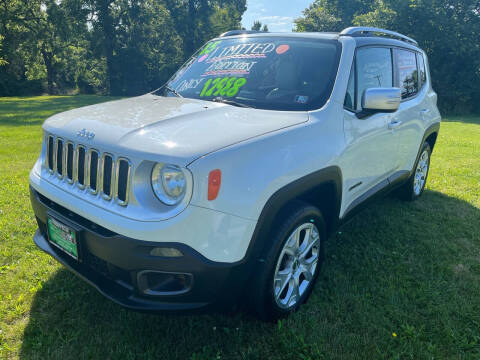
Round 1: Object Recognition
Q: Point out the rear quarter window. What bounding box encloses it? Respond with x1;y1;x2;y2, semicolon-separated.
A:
417;53;427;89
395;49;419;99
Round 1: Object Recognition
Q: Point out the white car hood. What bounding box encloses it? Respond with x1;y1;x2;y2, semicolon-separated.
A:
43;94;309;165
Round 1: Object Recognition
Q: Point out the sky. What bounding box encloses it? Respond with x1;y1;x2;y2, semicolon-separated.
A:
241;0;313;33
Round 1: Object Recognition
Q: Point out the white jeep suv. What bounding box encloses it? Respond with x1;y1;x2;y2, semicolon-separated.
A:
30;27;441;320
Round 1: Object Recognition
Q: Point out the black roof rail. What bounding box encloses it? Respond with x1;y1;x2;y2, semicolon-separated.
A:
340;27;418;45
219;30;266;37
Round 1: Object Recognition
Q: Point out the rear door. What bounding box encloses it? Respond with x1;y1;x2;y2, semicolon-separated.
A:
392;48;427;172
340;46;399;215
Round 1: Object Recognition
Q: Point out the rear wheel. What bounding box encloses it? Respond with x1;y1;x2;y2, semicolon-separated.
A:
251;202;326;321
398;142;431;201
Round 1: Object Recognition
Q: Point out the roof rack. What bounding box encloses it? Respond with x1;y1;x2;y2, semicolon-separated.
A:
219;30;266;37
340;27;418;45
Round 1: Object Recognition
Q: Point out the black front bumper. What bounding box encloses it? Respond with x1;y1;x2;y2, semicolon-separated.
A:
30;187;252;312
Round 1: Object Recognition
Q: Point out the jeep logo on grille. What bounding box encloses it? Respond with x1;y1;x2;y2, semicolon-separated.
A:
76;129;95;140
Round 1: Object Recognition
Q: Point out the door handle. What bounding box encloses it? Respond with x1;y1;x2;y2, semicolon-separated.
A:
388;120;402;130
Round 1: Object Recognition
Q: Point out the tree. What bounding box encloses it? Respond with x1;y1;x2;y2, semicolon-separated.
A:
165;0;246;57
113;0;184;95
0;0;89;94
251;20;268;31
209;2;247;37
295;0;374;32
0;35;7;66
251;20;262;30
0;0;248;96
0;0;41;95
34;0;88;94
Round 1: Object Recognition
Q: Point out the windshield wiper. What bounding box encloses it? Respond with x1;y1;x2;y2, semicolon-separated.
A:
211;98;252;108
163;85;183;98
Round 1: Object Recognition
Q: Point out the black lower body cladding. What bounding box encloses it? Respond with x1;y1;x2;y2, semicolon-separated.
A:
30;186;251;312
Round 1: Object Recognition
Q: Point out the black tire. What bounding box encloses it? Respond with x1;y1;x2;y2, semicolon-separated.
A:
398;142;432;201
251;201;326;321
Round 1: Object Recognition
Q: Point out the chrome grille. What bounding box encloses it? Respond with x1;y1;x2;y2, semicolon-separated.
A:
47;135;55;172
88;149;99;194
77;145;86;188
56;138;64;178
101;154;114;200
45;134;132;206
116;158;131;205
66;142;75;183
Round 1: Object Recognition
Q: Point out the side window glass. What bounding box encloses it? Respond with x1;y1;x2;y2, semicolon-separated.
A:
344;64;355;111
417;53;427;89
395;49;418;99
356;47;393;110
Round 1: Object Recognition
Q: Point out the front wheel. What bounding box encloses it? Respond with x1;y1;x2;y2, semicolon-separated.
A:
251;202;326;321
398;142;432;201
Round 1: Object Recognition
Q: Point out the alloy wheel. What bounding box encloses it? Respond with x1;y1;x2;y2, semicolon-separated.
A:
414;150;429;196
273;222;321;309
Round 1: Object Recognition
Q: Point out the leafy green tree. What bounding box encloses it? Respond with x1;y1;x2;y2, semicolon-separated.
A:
81;0;116;94
209;2;247;38
0;0;247;96
113;0;184;95
165;0;246;57
251;21;269;31
0;35;7;66
0;0;89;94
252;20;262;30
0;0;38;95
295;0;373;32
33;0;88;94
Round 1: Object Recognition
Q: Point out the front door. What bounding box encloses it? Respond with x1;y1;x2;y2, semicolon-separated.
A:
339;46;400;216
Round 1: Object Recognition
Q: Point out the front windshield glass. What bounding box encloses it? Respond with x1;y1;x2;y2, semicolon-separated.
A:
156;37;341;111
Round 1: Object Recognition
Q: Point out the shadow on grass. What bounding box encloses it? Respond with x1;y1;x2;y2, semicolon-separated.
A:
20;190;480;359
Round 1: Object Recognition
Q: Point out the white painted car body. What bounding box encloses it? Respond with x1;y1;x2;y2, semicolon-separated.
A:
30;32;441;264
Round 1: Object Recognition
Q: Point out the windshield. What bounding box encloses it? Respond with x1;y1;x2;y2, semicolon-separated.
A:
156;37;341;111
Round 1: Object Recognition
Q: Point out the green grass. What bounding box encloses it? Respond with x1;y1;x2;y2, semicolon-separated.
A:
0;96;479;359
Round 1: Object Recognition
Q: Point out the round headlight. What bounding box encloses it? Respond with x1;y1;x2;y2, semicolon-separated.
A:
151;163;187;205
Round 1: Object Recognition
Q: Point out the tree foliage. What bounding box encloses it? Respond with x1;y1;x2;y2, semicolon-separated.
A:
0;0;246;96
251;20;269;31
295;0;480;114
0;35;7;66
251;20;262;30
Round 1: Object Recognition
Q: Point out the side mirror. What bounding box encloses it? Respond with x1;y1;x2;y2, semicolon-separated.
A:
361;87;401;113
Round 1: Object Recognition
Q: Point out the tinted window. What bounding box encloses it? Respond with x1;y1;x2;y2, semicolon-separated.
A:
417;53;427;88
396;49;418;99
157;37;341;111
344;64;355;111
356;47;393;110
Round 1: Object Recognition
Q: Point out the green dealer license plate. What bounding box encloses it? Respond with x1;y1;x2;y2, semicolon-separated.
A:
47;217;79;260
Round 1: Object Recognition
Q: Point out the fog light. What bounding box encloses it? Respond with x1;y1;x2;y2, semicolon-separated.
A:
137;271;193;296
150;247;183;257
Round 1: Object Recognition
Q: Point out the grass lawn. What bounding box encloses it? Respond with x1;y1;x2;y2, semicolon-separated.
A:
0;96;479;359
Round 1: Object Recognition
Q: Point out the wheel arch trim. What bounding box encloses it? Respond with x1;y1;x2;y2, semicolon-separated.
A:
244;166;342;264
411;122;440;177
